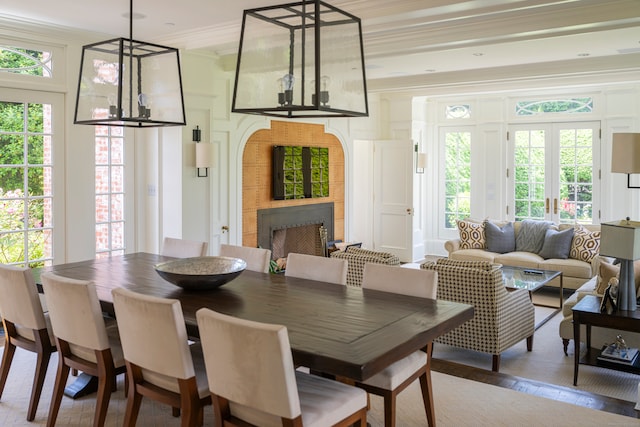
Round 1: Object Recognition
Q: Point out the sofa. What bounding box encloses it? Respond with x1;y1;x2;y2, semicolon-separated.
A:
330;247;400;287
421;258;535;372
558;259;640;355
445;219;603;290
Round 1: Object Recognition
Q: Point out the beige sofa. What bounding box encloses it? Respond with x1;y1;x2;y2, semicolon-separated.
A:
445;222;602;290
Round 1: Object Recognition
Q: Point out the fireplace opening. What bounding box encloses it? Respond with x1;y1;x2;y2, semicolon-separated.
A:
257;203;334;260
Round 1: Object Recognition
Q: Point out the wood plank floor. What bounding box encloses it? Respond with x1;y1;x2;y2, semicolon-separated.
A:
432;358;640;419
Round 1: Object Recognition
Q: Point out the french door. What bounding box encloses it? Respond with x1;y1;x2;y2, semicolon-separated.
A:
507;122;600;224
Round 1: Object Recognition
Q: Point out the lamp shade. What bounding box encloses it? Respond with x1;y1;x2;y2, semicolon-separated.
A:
417;153;428;169
232;0;368;118
600;220;640;260
611;133;640;174
195;143;213;168
74;38;186;127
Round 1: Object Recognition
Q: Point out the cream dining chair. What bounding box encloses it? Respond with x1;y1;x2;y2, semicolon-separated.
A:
285;252;348;285
358;263;438;427
40;272;126;427
196;307;368;427
0;264;56;421
219;244;272;273
111;287;211;427
161;237;208;258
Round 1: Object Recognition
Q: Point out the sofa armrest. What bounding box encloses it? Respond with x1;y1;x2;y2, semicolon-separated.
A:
445;239;461;254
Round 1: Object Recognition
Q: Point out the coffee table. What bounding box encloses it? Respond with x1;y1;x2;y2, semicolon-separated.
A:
502;265;563;329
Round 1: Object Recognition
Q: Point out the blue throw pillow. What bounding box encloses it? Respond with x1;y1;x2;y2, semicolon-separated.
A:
484;221;515;253
539;227;574;259
515;219;553;253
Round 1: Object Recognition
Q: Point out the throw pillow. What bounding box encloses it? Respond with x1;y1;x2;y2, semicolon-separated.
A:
596;260;640;295
569;225;601;263
456;220;485;249
538;227;574;259
484;220;515;253
515;219;553;253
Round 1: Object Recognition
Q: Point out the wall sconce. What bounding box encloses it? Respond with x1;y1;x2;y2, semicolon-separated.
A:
415;144;427;174
193;126;212;178
611;133;640;188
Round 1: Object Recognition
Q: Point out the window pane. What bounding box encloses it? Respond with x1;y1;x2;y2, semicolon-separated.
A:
0;134;24;164
27;103;45;133
0;167;24;192
96;137;109;164
0;101;24;132
27;166;44;195
111;166;124;192
95;166;109;193
96;195;109;222
96;223;109;251
111;194;124;221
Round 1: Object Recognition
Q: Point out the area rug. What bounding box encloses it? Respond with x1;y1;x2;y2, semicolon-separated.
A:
1;348;638;426
433;303;640;403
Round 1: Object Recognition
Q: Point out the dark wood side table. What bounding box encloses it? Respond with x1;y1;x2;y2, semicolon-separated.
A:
572;294;640;385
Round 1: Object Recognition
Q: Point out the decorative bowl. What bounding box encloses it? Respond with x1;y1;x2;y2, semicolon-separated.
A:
154;256;247;291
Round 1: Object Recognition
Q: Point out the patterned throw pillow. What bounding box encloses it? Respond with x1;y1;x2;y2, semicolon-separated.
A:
456;220;485;249
515;219;553;253
569;225;600;263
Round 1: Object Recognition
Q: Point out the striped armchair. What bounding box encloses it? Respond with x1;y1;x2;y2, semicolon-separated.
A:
421;258;534;372
330;247;400;287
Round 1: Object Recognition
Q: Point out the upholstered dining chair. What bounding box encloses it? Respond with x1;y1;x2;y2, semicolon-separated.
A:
285;252;348;285
40;272;127;427
219;244;272;273
0;264;56;421
111;287;211;427
196;307;368;427
161;237;208;258
358;263;438;427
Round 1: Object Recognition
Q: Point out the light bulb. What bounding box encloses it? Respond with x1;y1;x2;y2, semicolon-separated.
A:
282;74;295;91
107;94;118;118
137;93;150;118
320;75;330;91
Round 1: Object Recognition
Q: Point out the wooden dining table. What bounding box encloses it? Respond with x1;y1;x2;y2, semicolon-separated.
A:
34;252;474;382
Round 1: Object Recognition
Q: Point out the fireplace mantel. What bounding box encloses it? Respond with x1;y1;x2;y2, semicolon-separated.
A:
257;203;334;256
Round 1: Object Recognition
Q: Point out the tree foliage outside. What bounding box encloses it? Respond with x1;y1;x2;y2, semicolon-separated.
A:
0;46;51;266
444;131;471;228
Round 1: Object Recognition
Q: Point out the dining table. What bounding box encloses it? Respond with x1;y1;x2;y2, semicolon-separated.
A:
34;252;474;383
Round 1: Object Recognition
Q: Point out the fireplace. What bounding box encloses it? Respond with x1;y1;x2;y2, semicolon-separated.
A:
257;203;334;259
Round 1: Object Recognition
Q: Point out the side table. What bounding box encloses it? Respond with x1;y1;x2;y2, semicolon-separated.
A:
572;294;640;385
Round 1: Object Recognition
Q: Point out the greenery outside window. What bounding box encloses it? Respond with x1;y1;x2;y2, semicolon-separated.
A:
444;131;471;228
0;45;52;77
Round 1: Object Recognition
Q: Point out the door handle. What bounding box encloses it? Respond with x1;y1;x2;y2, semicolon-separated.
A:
406;208;413;215
545;198;549;214
222;225;229;233
553;198;558;215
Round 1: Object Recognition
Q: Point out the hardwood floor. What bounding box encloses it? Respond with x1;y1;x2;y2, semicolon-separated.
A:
432;358;640;419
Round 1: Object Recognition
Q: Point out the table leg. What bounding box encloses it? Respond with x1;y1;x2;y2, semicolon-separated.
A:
559;274;563;308
573;314;580;386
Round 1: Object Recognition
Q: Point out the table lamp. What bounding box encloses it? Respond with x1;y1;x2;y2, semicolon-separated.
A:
600;218;640;311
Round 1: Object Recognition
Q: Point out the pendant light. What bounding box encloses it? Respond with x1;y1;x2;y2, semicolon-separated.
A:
74;0;186;127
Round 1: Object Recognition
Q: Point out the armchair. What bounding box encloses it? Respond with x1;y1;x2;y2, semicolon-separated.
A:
330;247;400;287
421;259;535;372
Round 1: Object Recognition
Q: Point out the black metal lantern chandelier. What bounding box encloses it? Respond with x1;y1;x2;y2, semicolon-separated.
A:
232;0;369;118
74;0;186;127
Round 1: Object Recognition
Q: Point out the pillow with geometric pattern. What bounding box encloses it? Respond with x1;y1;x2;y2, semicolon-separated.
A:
569;224;600;263
456;219;486;250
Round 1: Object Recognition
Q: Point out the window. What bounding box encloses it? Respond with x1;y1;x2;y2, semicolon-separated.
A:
272;145;329;200
0;45;52;77
515;97;593;116
95;125;125;258
0;100;53;267
443;130;471;228
445;104;471;119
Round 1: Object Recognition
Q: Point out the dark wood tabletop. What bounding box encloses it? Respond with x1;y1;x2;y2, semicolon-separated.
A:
35;252;474;381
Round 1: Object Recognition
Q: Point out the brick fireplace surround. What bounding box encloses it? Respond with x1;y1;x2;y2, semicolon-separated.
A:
242;121;345;252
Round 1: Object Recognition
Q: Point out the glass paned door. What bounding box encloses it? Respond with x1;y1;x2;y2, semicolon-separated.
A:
508;122;600;224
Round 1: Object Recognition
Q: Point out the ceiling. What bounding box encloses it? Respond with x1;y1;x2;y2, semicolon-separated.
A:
2;0;639;93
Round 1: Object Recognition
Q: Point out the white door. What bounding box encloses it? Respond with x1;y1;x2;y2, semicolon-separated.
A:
373;140;414;261
507;122;601;224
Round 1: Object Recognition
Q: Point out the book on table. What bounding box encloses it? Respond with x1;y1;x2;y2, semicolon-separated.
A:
597;345;639;365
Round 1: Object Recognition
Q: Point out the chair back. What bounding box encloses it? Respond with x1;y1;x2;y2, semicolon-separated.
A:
219;244;272;273
285;252;347;285
162;237;208;258
362;263;437;299
112;287;195;380
0;264;48;340
196;308;301;419
40;272;111;356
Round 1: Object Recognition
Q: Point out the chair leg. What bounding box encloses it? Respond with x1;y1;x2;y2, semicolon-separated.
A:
28;336;54;421
382;392;396;427
419;372;435;426
47;358;71;427
123;363;144;427
492;354;500;372
93;366;115;427
562;338;569;356
526;335;533;351
0;340;16;400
